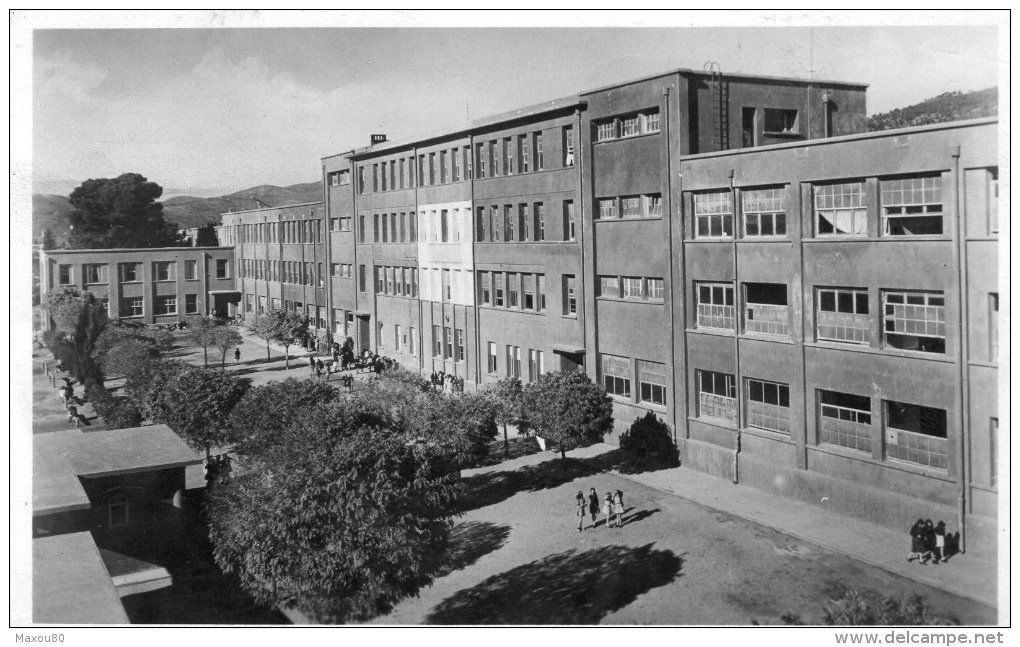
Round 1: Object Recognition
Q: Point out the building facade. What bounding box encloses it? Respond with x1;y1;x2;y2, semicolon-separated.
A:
40;246;236;326
38;66;999;548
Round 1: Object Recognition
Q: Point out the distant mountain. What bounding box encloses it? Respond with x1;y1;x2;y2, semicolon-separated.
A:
32;181;324;241
161;181;323;229
868;88;997;132
32;194;74;244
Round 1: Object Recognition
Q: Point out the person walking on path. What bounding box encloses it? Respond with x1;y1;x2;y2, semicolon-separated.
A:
234;347;241;364
933;521;947;564
613;491;625;528
576;491;586;532
309;356;316;374
603;493;614;528
588;488;600;529
907;518;926;563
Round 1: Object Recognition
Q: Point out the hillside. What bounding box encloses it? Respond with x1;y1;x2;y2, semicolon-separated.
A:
868;87;997;131
31;181;323;241
32;194;74;245
161;181;322;228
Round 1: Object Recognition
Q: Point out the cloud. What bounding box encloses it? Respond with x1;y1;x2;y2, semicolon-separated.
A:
34;50;108;102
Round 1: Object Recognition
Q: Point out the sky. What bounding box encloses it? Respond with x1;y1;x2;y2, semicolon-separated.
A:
26;13;1004;198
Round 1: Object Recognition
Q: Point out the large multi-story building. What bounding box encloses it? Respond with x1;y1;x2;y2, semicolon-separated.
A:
40;65;999;550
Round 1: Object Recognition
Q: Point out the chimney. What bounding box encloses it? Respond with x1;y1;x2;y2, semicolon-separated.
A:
370;134;387;145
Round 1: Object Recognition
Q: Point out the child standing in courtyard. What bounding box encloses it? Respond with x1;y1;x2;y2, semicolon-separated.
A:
576;491;585;532
613;490;625;528
603;492;613;527
588;488;600;529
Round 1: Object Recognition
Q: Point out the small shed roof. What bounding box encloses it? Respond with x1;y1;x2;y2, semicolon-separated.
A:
33;532;129;624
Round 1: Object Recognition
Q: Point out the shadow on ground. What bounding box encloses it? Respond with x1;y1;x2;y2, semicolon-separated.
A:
425;543;683;624
472;435;544;468
460;449;678;512
432;521;512;578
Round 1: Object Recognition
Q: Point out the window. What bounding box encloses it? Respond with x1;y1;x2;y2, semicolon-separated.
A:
694;192;733;238
154;261;176;281
563;275;577;315
563;126;575;166
598;198;618;220
503;137;514;175
638;360;666;406
439;150;447;184
990;418;998;487
480;271;492;305
108;494;129;528
643;110;660;133
988;168;999;234
883;291;945;353
697;370;736;422
601;353;630;398
621;196;641;218
245;295;254;313
408;326;416;356
527;349;538;382
522;274;536;310
600;275;620;298
763;108;799;134
647;278;664;302
564;200;576;241
505;205;515;241
382;213;389;243
535;203;545;241
507;345;522;379
520;134;530;173
815;182;866;236
464;146;473;180
318;263;324;288
491;205;502;241
990;293;999;362
621;115;639;137
83;263;106;284
535;132;544;170
881;176;943;236
476;143;486;178
431;325;442;357
120;296;144;318
697;283;736;331
328;170;350;186
409;211;417;242
331;263;339;278
441;210;450;242
508;274;519;308
819;390;872;453
455;329;464;363
340;216;352;231
817;288;870;344
647;194;663;217
442;269;451;302
393;324;402;352
452;149;461;182
494;272;505;307
885;400;948;470
359;215;366;243
746;378;790;434
537;275;546;311
429;152;437;185
489;141;498;177
623;277;643;299
155;295;177;315
359;265;366;292
488;342;498;374
596;121;616;142
744;283;789;337
185;294;198;314
742;187;786;237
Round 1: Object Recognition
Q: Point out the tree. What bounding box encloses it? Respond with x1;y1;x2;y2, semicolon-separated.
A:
265;308;310;368
486;377;529;458
247;314;275;361
228;377;342;453
45;287;108;388
41;228;57;250
210;326;243;372
522;371;614;460
143;362;251;458
207;400;461;623
188;316;218;366
619;412;678;465
407;390;497;473
66;173;187;249
98;337;160;383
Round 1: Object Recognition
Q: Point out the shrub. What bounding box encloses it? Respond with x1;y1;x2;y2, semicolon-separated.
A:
139;328;175;352
620;412;678;465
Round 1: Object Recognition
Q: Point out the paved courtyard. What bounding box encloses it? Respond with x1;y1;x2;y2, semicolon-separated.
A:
31;330;999;625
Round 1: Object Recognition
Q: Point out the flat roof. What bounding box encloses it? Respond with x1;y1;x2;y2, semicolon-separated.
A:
42;246;233;256
579;65;868;96
65;424;203;478
34;425;202;517
220;201;322;217
33;432;90;517
680;117;999;162
33;532;129;624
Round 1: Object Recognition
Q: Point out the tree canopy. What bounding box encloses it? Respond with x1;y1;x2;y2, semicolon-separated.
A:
142;362;251;456
485;376;529;457
264;308;310;367
207;398;460;623
228;377;342;452
210;326;244;372
67;173;186;249
44;287;108;387
522;371;614;460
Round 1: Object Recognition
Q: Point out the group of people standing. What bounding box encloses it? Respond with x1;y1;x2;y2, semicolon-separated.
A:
907;518;950;565
576;488;626;532
57;380;89;427
203;454;233;487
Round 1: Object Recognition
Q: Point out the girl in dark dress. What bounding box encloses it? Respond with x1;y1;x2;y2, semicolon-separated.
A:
575;491;586;532
907;518;926;563
588;488;600;529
